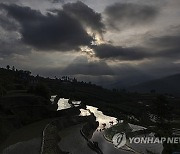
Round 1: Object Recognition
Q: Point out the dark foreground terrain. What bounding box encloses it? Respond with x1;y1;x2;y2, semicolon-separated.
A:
0;67;180;153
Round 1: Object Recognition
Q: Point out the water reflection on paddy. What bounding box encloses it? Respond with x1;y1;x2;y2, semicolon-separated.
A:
57;98;163;154
80;106;118;129
57;98;71;110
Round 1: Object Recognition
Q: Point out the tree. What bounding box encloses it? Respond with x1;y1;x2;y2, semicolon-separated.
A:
73;78;77;83
12;66;15;71
6;65;10;70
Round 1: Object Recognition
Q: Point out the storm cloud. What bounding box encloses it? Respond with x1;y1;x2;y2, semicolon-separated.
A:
0;12;18;31
0;3;93;51
148;35;180;50
93;44;150;61
144;27;180;59
63;1;105;34
105;2;159;29
93;37;180;61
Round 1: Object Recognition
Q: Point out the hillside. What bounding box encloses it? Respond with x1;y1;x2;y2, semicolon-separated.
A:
128;73;180;96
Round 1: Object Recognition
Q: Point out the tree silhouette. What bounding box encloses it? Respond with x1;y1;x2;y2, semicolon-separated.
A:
12;66;15;71
6;65;10;70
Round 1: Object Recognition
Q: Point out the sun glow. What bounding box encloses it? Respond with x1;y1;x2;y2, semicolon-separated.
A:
86;28;105;45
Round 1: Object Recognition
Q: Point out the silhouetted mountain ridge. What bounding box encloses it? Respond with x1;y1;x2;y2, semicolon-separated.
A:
128;73;180;95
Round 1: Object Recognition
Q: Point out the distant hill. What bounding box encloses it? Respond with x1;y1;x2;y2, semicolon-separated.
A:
105;73;154;89
128;74;180;96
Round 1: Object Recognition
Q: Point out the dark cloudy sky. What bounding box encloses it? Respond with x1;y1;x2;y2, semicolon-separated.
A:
0;0;180;87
